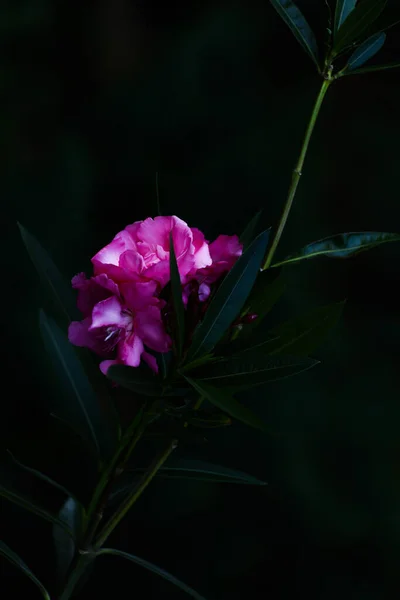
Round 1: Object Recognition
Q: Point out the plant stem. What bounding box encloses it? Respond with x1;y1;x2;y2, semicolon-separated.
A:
94;438;178;548
262;78;332;270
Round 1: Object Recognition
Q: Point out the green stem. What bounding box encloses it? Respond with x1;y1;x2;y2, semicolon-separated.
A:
59;553;94;600
262;78;332;270
94;438;178;548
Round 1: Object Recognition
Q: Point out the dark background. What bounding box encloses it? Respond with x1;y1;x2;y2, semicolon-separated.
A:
1;0;400;598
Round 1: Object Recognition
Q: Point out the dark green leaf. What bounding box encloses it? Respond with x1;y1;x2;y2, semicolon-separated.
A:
0;482;74;539
0;541;51;600
18;223;79;323
343;60;400;75
264;302;345;356
334;0;357;34
6;450;82;507
53;497;84;584
269;0;319;68
186;230;270;362
239;210;262;250
97;548;208;600
169;234;185;358
40;310;116;462
107;364;163;396
186;410;232;428
184;376;267;431
333;0;387;55
242;269;286;334
272;232;400;267
346;31;386;70
191;353;318;389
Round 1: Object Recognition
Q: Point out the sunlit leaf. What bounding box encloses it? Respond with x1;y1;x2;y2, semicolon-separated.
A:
186;230;270;362
269;0;319;68
346;31;386;70
272;232;400;267
333;0;387;55
191;352;318;389
184;376;267;431
169;234;185;358
0;541;51;600
97;548;208;600
40;310;116;462
18;223;79;324
53;497;84;585
334;0;357;35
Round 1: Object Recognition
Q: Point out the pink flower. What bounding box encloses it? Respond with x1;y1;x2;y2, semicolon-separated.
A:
92;216;212;288
68;273;170;373
192;235;243;299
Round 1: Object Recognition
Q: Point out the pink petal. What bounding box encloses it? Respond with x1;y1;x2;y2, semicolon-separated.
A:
209;234;242;264
191;228;212;270
71;273;120;317
117;333;144;367
198;282;211;302
120;280;159;311
100;359;119;375
92;230;137;268
68;318;107;355
90;296;130;331
119;250;145;274
136;216;174;246
142;351;159;373
134;306;171;353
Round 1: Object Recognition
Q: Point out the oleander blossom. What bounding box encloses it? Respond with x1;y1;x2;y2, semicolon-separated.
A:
68;216;243;374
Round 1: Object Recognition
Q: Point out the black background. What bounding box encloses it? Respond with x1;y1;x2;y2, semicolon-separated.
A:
1;1;400;598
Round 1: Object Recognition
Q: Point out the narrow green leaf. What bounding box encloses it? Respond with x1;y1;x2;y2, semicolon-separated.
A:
169;233;185;358
343;61;400;75
185;411;232;428
334;0;357;34
53;497;84;584
18;223;79;323
0;541;51;600
191;353;318;389
242;269;286;335
6;450;82;507
0;483;74;539
346;31;386;70
97;548;208;600
107;364;163;396
272;232;400;267
264;302;345;356
333;0;387;55
40;310;116;462
239;210;262;250
186;230;270;362
184;376;267;431
269;0;319;68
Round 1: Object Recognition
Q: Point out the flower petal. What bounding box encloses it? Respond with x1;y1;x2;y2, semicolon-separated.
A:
120;280;159;311
134;306;171;353
142;351;159;373
68;318;107;355
90;296;130;331
191;228;212;270
118;333;144;367
100;359;119;375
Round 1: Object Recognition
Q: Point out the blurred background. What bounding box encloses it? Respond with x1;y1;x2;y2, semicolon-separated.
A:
1;0;400;598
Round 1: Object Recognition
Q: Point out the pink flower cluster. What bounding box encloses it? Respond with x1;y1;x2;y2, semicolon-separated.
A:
68;216;242;374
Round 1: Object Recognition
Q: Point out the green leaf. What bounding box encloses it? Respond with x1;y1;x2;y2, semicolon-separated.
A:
97;548;208;600
40;310;117;463
169;233;185;358
343;61;400;75
334;0;357;34
107;365;163;396
346;31;386;70
191;352;318;389
272;232;400;267
185;410;232;428
53;497;84;584
264;301;345;356
184;376;266;431
242;269;286;334
18;223;79;324
239;210;262;250
6;450;82;507
0;541;51;600
186;230;270;362
0;482;74;539
333;0;387;55
269;0;319;68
